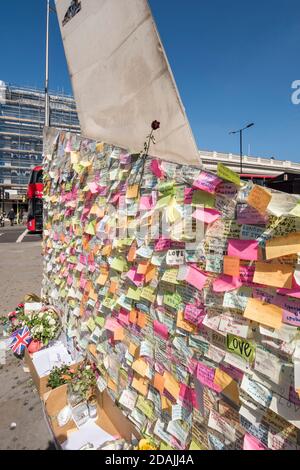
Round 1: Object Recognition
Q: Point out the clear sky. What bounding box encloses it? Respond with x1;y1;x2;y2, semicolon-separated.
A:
1;0;299;161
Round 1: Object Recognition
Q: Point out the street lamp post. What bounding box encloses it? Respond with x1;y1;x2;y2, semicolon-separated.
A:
45;1;56;128
229;123;254;175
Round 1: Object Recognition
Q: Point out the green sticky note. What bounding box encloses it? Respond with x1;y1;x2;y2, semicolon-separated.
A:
102;296;115;310
192;190;215;208
110;257;127;273
127;287;142;301
226;334;256;362
160;442;175;451
163;292;182;309
95;316;105;328
85;220;96;236
217;162;241;186
157;181;175;194
155;194;173;210
87;317;96;332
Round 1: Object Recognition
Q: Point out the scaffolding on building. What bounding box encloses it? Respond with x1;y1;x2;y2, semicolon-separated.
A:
0;81;80;193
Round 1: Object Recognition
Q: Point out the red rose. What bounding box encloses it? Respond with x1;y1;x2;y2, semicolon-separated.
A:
151;120;160;131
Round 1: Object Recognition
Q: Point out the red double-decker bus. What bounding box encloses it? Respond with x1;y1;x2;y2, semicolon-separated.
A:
27;166;43;233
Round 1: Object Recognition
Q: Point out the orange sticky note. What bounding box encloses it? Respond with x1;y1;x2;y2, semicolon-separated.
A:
109;280;119;294
132;375;149;396
132;358;149;377
266;232;300;260
129;309;137;324
145;265;157;284
107;378;117;392
153;373;165;395
137;312;147;328
244;298;282;330
89;289;98;301
247;186;272;214
102;244;112;256
127;243;137;262
223;256;240;277
163;372;180;400
114;327;125;341
126;185;139;199
128;342;138;356
137;262;149;275
253;262;293;289
176;311;197;333
96;271;108;286
214;368;240;405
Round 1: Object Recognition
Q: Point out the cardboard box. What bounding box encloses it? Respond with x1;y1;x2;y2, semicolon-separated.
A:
43;384;141;447
24;348;81;397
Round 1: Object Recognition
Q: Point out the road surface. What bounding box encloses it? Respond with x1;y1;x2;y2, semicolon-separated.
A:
0;225;42;244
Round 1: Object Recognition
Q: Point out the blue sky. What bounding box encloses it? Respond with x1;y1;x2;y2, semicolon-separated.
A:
1;0;299;161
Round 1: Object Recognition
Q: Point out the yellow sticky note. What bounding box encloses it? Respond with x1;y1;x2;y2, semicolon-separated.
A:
214;368;240;405
247;186;272;214
266;232;300;260
244;298;282;329
253;262;294;289
126;185;139;199
128;342;138;356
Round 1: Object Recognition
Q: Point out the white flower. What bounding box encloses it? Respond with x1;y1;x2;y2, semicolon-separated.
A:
38;312;44;319
49;319;56;326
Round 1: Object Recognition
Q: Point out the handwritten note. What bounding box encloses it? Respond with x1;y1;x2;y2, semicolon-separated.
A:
244;298;283;330
253;262;293;289
247;186;272;214
226;334;256;362
266;232;300;260
223;256;240;277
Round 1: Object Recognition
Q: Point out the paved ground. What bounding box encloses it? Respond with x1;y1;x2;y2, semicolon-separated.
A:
0;232;54;450
0;224;42;244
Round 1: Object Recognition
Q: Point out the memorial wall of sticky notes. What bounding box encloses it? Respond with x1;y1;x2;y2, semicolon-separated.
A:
42;130;300;450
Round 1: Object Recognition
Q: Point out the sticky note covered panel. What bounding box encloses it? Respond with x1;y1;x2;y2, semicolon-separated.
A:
42;129;300;451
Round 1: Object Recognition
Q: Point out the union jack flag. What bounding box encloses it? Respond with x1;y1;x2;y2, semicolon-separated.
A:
9;326;32;356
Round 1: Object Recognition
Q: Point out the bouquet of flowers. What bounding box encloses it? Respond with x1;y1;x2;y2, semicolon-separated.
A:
0;303;25;336
24;307;61;346
68;361;97;403
47;364;75;389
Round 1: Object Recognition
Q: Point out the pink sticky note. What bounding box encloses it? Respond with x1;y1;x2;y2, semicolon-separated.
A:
118;311;130;326
184;304;205;327
153;320;169;340
192;208;221;225
120;153;131;165
184;188;193;204
67;275;73;286
155;238;171;252
239;265;255;284
193;171;222;194
228;239;259;261
185;266;207;291
150;160;164;178
219;363;244;382
104;317;120;332
88;182;100;194
139;196;153;211
277;288;300;299
213;275;242;293
237;205;268;225
127;268;145;287
79;277;87;290
196;363;221;393
243;434;266;451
